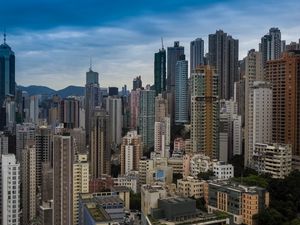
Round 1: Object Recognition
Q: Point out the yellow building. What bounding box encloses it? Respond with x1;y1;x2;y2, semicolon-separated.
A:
73;153;89;225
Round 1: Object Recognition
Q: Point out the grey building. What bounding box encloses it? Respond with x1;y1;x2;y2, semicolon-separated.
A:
209;30;239;100
167;41;185;124
260;27;282;65
190;38;205;72
0;34;15;129
85;68;100;146
139;87;155;152
175;55;189;124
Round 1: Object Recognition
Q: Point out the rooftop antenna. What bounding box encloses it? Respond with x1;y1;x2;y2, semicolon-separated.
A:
89;56;92;71
3;27;6;44
161;37;164;50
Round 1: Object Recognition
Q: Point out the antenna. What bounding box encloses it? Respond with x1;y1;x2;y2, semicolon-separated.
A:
89;57;92;71
161;37;164;50
3;27;6;44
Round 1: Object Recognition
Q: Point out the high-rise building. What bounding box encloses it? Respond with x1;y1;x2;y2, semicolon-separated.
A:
190;65;219;159
16;123;36;162
106;96;122;146
190;38;204;72
21;145;37;225
232;114;242;156
155;94;168;122
1;154;20;225
85;67;100;146
29;95;40;124
265;50;300;168
132;76;142;91
72;154;89;225
154;47;166;95
139;87;155;151
154;117;170;157
167;41;185;124
108;87;118;96
244;50;263;167
120;131;143;175
90;108;111;178
175;55;189;124
0;34;15;130
130;89;141;129
260;27;282;65
0;132;8;155
60;98;80;129
35;126;51;188
208;30;239;100
252;81;272;144
53;134;74;225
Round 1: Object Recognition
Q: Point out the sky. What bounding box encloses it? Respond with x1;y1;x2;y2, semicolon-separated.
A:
1;0;300;90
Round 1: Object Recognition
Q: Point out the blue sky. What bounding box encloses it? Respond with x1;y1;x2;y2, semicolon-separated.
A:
1;0;300;89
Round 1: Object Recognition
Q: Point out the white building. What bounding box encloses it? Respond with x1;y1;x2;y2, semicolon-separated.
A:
154;117;170;157
232;114;242;155
212;161;234;180
252;81;272;152
253;143;292;179
1;154;20;225
189;154;212;178
113;172;139;193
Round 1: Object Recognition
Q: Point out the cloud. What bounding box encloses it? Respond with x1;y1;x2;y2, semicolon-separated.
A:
2;0;299;90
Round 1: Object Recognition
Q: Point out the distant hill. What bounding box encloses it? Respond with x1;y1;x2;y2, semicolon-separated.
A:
18;85;85;98
56;85;85;98
18;85;55;96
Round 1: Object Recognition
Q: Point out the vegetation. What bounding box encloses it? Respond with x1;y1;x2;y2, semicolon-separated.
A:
195;197;207;212
236;170;300;225
173;173;183;184
197;170;214;180
130;192;141;211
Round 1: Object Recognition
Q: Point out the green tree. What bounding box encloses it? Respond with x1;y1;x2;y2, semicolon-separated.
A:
197;170;214;180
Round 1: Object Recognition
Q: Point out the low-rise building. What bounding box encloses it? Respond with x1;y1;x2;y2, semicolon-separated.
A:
207;181;269;225
177;176;205;199
79;192;125;225
253;143;292;178
113;172;138;193
212;161;234;180
147;197;229;225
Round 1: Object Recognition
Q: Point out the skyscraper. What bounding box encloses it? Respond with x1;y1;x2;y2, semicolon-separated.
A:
90;108;111;178
35;126;51;188
53;134;74;225
0;34;15;130
208;30;239;100
244;50;263;167
132;76;142;91
21;145;37;225
154;47;166;95
167;41;184;123
106;96;122;146
130;89;141;129
72;154;89;225
85;67;100;146
139;87;155;152
120;131;143;175
260;27;282;65
190;38;204;72
1;154;20;225
60;98;80;129
265;50;300;169
175;55;188;124
190;65;219;159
